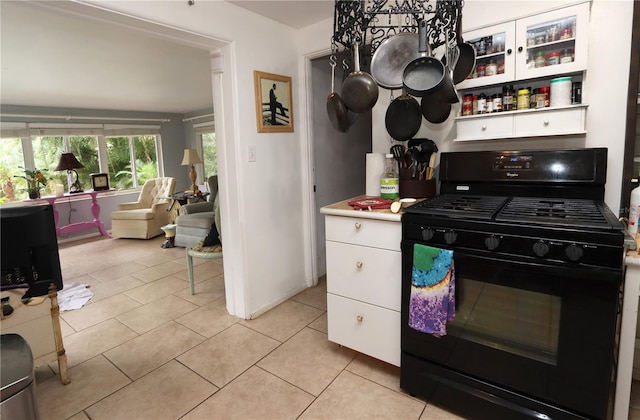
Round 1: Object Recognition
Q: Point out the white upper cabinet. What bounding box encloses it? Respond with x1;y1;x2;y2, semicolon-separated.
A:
456;2;590;90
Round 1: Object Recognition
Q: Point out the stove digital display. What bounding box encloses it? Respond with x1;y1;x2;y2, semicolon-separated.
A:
494;154;533;171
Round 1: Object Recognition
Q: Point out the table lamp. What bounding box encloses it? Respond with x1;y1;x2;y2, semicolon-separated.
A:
181;148;202;193
54;152;85;193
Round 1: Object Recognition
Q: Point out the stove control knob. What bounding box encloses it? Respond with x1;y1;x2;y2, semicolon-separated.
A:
421;227;435;241
444;230;457;245
485;235;500;251
565;243;584;262
532;240;549;257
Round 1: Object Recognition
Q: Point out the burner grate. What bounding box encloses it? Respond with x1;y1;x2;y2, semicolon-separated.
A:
496;197;610;229
406;195;509;220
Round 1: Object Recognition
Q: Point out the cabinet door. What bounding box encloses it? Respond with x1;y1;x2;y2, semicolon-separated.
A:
515;2;590;79
455;22;516;90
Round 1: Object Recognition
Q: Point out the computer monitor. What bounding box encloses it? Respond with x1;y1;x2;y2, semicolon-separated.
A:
1;204;63;297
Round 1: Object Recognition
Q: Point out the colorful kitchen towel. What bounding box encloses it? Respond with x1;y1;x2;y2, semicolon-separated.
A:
408;244;455;337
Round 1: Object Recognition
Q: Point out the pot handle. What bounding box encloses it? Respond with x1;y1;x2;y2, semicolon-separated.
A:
418;20;428;56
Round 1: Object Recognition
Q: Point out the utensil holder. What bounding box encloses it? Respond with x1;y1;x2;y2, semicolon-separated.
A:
400;179;436;198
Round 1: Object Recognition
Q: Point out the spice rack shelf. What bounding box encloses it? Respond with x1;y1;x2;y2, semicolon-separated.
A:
454;104;588;142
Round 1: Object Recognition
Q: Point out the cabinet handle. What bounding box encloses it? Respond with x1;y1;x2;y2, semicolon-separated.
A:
356;261;363;269
517;46;523;53
507;48;512;55
355;222;362;230
543;120;550;126
356;315;363;323
481;125;487;131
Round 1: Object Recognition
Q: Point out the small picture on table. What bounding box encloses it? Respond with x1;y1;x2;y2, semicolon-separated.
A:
90;173;110;191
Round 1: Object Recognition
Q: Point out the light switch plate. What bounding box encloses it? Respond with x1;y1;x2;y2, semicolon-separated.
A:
248;145;256;162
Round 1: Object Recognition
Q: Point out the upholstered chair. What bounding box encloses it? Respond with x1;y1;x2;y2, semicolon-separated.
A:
174;175;218;247
111;177;176;239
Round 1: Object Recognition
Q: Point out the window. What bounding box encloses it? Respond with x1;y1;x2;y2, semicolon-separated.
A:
0;138;26;201
106;135;159;189
201;132;217;176
0;127;161;202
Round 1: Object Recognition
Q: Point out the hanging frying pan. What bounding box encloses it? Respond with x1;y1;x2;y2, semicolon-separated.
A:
341;41;379;113
420;93;451;124
385;88;422;141
402;21;456;100
452;9;476;84
326;55;350;132
370;32;419;89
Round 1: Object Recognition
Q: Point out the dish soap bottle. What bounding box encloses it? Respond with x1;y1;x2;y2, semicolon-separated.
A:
380;153;399;200
629;182;640;235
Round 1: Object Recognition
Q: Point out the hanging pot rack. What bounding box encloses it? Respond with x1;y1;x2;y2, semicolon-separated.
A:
332;0;463;60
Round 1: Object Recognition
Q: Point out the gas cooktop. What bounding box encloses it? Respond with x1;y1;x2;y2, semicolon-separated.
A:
405;194;622;231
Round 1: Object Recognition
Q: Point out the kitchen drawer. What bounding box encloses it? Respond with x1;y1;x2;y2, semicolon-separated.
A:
325;215;400;251
327;293;400;366
455;113;514;141
514;106;586;137
326;241;401;311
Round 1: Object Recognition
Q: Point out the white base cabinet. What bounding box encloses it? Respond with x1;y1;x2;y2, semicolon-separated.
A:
324;214;401;366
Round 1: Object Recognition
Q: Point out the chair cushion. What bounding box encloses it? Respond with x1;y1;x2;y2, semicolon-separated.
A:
111;209;155;220
175;212;215;229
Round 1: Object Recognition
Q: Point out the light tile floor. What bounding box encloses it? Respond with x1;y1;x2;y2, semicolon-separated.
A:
32;235;640;419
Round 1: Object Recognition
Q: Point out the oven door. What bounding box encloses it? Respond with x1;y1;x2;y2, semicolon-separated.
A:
401;241;622;419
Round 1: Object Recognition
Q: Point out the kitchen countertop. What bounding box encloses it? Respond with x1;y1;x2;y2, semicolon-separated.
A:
320;195;406;222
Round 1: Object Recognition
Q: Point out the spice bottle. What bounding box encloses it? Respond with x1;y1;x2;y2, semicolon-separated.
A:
477;93;487;114
492;94;503;112
535;51;546;68
486;60;497;77
472;95;479;115
503;85;514;111
380;153;399;200
517;88;529;110
528;87;536;109
547;50;560;65
462;94;473;116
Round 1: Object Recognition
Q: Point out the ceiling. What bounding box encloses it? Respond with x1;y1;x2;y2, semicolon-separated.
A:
226;0;334;29
0;1;334;116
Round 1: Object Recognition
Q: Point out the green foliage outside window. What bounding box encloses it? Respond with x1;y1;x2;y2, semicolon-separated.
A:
107;135;158;189
202;132;217;177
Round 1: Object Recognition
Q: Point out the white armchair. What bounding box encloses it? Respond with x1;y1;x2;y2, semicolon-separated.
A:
111;177;176;239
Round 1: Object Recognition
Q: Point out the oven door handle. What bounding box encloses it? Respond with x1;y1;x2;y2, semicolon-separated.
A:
429;372;553;420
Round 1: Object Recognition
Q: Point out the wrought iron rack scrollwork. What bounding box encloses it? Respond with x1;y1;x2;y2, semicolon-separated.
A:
332;0;463;60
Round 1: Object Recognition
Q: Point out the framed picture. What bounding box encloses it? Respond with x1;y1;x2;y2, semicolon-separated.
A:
90;173;110;191
254;70;294;133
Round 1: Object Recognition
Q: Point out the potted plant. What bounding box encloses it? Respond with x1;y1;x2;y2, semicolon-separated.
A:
15;167;49;199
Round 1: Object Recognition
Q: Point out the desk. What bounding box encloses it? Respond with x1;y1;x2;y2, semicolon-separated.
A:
32;190;112;238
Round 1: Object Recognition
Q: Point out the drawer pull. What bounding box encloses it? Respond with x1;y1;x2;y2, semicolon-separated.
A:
354;222;362;230
543;120;550;126
356;315;363;323
481;125;487;131
356;261;363;269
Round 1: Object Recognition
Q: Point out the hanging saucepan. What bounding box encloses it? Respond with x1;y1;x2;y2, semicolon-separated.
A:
385;88;422;141
403;20;456;101
370;32;419;89
452;9;476;84
326;55;350;133
341;40;379;113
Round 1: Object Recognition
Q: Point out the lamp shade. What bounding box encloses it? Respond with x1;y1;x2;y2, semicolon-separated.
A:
54;153;85;171
181;149;202;166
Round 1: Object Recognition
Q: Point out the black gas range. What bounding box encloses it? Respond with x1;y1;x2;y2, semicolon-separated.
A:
400;148;625;419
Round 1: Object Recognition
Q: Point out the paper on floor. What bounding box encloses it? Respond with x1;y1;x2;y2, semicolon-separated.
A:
58;282;94;312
